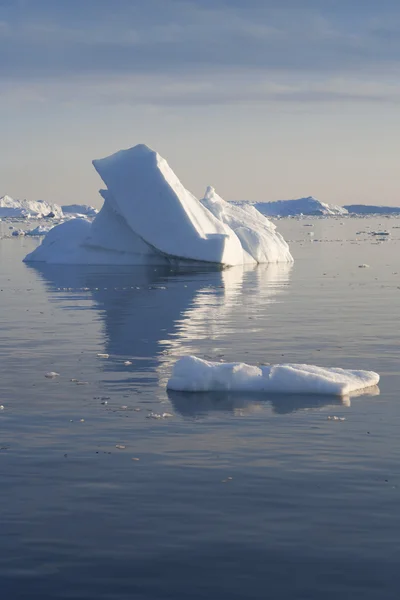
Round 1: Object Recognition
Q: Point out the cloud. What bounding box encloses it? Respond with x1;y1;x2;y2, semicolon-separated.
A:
1;0;400;105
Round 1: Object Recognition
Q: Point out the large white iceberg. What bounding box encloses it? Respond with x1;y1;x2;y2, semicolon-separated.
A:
24;144;292;266
0;195;63;219
167;356;380;396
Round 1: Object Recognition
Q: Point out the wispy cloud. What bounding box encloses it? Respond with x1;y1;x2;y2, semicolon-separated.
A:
1;0;400;105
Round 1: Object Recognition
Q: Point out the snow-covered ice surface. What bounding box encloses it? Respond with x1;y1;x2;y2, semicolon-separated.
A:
24;144;292;266
0;195;63;219
234;196;348;217
167;356;379;396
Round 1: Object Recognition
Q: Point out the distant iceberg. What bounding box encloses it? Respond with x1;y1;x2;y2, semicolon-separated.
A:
61;204;99;217
24;144;293;266
233;196;348;217
0;195;63;219
344;204;400;215
167;356;380;397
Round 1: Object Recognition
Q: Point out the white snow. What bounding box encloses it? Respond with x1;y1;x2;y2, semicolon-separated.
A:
24;144;292;266
0;195;63;219
167;356;380;396
233;197;348;217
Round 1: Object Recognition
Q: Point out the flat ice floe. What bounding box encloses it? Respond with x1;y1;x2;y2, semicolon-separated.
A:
167;356;380;396
24;144;292;266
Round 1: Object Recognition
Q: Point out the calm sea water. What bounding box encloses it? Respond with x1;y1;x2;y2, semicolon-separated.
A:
1;217;400;599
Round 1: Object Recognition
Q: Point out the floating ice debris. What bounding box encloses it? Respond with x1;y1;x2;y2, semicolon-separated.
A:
162;412;174;418
146;412;162;419
327;416;346;421
115;444;126;449
0;405;4;410
101;400;108;405
97;353;109;358
70;378;79;382
167;356;380;396
358;264;370;268
131;457;140;461
123;361;132;366
25;225;52;237
45;371;59;378
80;419;85;422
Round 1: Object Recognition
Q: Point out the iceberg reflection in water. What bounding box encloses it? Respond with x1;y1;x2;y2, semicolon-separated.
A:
168;385;380;417
25;261;360;418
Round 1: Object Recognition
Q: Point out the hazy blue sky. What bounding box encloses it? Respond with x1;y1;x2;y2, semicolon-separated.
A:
1;0;400;206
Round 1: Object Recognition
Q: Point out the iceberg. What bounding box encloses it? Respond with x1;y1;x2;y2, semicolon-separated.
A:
167;356;380;396
24;144;292;266
233;196;348;217
0;195;63;219
61;204;99;217
344;204;400;215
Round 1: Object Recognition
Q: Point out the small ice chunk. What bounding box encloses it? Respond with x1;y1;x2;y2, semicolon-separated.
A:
358;264;370;268
45;371;59;378
167;356;380;396
97;353;109;358
147;412;162;419
327;416;346;421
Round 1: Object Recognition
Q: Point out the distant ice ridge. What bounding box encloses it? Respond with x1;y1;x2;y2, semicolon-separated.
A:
0;195;63;219
61;204;99;217
24;144;293;266
344;204;400;215
233;196;348;217
167;356;380;396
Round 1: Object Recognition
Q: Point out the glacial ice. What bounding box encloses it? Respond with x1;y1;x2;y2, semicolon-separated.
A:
167;356;380;396
24;144;292;266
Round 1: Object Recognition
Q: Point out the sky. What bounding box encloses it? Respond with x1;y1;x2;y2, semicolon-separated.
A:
1;0;400;207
